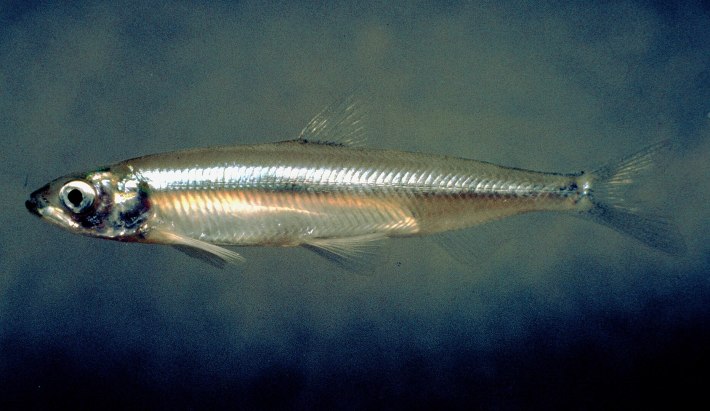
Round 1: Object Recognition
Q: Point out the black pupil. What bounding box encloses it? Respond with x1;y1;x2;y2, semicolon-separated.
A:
67;188;84;207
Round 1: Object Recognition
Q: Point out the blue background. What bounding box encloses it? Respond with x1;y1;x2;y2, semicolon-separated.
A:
1;1;709;408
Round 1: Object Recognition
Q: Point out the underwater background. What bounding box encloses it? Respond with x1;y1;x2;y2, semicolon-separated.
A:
1;1;709;408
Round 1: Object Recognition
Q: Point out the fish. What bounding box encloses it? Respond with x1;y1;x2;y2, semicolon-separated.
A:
25;96;685;268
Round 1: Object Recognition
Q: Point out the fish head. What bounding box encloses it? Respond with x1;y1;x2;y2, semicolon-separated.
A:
26;167;151;242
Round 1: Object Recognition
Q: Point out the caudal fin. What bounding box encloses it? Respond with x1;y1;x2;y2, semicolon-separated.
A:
581;140;686;255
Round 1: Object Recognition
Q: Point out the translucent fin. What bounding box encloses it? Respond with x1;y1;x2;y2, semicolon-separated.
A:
585;204;686;255
298;91;368;147
302;233;385;272
581;140;686;255
149;229;245;267
172;245;230;269
431;222;517;267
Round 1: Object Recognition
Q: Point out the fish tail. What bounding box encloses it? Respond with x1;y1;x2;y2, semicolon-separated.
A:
577;140;686;254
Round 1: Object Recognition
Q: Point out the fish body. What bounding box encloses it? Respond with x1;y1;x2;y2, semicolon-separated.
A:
26;99;685;266
120;141;583;242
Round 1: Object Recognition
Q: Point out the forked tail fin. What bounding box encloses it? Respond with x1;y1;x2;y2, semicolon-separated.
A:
580;140;686;254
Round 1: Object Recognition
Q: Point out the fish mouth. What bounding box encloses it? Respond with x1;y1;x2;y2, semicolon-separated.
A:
26;198;41;216
26;184;50;217
26;199;79;231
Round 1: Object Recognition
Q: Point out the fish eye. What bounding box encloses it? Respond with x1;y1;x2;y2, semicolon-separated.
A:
59;180;96;213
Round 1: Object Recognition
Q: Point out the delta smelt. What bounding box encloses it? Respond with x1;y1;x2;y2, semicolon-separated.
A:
26;97;685;267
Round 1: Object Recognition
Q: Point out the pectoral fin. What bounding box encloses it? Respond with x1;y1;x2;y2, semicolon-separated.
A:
149;229;245;268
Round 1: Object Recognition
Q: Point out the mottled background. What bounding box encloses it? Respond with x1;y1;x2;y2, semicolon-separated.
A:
1;1;709;408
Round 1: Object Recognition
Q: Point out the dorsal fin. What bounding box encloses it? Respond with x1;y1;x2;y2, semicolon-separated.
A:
298;91;368;147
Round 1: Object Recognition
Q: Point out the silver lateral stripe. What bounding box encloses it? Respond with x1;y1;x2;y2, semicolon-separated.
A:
137;163;559;196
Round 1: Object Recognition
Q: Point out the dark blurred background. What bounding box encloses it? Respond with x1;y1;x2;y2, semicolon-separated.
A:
1;1;709;408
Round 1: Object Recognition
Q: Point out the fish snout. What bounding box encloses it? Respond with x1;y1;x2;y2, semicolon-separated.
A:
26;184;50;217
26;197;41;216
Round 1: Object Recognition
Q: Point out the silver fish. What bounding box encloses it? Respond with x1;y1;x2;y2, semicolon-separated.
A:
26;98;685;267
